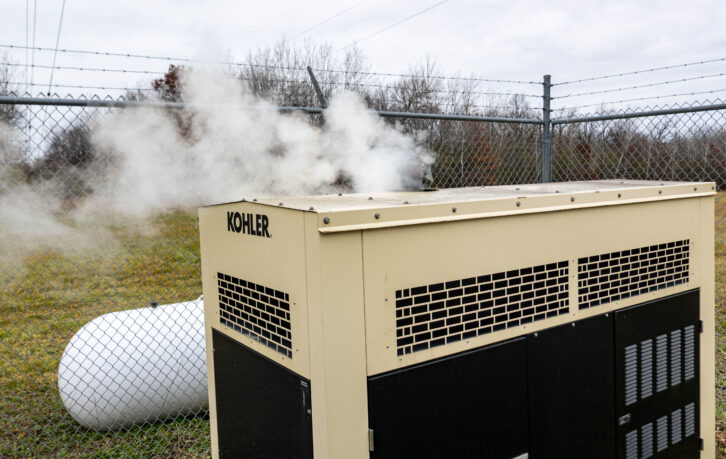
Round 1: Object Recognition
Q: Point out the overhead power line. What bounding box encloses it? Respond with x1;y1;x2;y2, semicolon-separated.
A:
554;72;726;99
30;0;37;85
340;0;451;50
7;61;166;75
48;0;67;95
289;0;368;41
0;44;539;85
555;56;726;86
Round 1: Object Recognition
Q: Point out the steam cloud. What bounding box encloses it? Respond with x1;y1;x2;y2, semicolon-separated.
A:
88;68;431;216
0;68;431;252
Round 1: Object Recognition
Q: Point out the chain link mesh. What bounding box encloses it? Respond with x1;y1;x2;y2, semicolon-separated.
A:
0;94;723;456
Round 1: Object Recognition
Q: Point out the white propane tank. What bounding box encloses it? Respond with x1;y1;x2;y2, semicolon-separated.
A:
57;297;207;431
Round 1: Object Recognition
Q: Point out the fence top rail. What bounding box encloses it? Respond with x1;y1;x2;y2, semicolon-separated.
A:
0;95;544;124
551;102;726;125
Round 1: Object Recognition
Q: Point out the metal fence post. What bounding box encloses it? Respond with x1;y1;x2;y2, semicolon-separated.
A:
541;74;552;183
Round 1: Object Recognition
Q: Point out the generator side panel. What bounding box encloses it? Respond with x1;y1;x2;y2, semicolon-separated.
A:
362;197;702;376
199;203;310;457
212;329;313;459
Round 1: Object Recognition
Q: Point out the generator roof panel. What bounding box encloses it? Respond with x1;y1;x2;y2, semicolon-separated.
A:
210;180;715;233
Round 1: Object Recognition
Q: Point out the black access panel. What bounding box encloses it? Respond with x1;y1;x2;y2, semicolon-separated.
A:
614;290;700;459
212;329;313;459
527;313;616;459
367;338;529;459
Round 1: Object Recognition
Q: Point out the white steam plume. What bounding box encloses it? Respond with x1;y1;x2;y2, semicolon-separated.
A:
85;67;431;216
0;68;431;252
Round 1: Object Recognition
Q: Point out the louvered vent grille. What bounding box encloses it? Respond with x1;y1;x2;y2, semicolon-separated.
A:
622;324;697;406
216;272;293;358
578;240;690;310
626;403;697;458
395;261;569;356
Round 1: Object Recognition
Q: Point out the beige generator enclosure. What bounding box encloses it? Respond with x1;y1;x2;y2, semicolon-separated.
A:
199;180;715;459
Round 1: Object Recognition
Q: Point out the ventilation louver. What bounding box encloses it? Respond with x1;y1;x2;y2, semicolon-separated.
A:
395;261;569;356
624;402;697;458
217;272;293;358
578;240;690;310
623;324;696;407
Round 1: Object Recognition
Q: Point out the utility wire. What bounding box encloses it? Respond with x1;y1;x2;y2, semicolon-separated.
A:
25;0;29;89
554;72;726;99
30;0;37;85
554;88;726;111
8;61;166;75
289;0;368;41
48;0;67;95
555;56;726;86
0;43;309;71
340;0;450;49
0;44;539;85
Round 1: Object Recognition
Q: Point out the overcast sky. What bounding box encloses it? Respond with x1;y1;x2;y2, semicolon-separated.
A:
2;0;726;112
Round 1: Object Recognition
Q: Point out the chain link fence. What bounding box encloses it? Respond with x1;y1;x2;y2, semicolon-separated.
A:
0;93;724;456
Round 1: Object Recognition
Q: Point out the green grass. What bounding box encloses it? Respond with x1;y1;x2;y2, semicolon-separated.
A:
0;210;209;457
715;192;726;456
0;199;724;457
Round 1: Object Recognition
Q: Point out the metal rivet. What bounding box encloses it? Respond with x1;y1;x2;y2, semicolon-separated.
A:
452;207;457;213
515;187;520;190
659;190;662;194
385;345;389;349
374;213;380;219
516;201;521;207
253;198;257;202
278;202;284;206
150;301;158;308
570;196;575;202
712;185;716;190
534;332;538;337
308;206;314;211
307;409;312;415
323;217;330;224
571;322;576;327
338;193;342;196
617;193;622;198
403;201;409;204
693;186;698;191
241;198;246;202
555;190;560;193
605;313;609;317
368;196;373;200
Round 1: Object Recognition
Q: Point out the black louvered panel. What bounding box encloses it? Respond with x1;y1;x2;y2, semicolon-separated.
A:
614;290;700;459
